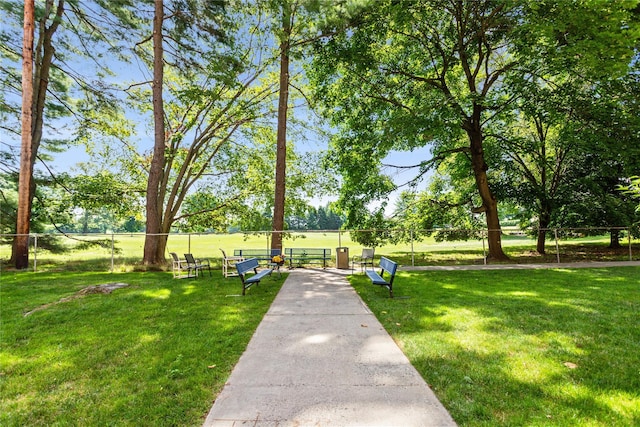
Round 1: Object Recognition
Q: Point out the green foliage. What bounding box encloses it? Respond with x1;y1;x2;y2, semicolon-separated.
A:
346;207;396;247
68;172;141;219
309;0;518;231
178;190;241;232
516;0;640;79
556;155;639;230
310;0;640;247
489;64;640;240
0;168;143;249
0;0;138;154
0;174;17;235
619;176;640;209
0;171;75;240
121;216;145;232
392;173;484;241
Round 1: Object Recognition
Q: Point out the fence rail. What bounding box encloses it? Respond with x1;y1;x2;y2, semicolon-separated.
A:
0;227;637;272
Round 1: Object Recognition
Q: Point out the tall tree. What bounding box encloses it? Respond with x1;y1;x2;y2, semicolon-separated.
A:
489;79;577;254
143;0;166;266
498;1;640;252
14;0;35;269
1;0;139;267
310;0;522;260
271;0;293;252
130;0;284;264
491;47;640;253
268;0;358;251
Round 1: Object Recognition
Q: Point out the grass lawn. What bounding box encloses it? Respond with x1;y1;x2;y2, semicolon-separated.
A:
350;267;640;426
0;269;285;426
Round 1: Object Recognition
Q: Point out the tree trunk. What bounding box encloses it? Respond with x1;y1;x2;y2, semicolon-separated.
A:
271;4;291;253
467;116;508;261
155;233;169;261
609;229;621;248
536;228;546;255
12;0;64;267
82;210;89;233
536;209;551;254
484;194;507;261
14;0;36;269
143;0;166;266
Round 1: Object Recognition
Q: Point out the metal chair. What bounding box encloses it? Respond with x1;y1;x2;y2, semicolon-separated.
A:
184;253;211;277
352;248;375;273
170;252;193;278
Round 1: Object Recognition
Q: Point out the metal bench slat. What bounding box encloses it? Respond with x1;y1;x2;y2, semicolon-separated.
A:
366;270;388;285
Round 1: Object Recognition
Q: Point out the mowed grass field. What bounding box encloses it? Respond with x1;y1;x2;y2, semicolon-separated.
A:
1;231;638;272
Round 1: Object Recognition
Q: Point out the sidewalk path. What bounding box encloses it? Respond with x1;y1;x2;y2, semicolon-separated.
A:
203;268;457;426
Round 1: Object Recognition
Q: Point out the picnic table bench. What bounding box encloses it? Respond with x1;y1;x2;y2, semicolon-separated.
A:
234;249;281;265
284;248;331;269
366;256;398;298
236;258;272;295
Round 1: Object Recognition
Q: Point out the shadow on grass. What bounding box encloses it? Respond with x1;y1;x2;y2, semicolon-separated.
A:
350;267;640;426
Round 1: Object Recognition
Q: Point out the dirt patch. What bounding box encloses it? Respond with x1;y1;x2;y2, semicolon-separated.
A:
24;283;129;317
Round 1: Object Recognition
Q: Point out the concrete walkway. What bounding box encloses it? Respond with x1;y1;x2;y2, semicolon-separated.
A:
203;268;457;427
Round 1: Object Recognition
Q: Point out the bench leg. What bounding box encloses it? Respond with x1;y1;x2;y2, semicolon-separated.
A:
242;280;260;296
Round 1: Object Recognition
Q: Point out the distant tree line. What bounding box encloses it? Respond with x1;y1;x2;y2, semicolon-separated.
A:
286;205;344;231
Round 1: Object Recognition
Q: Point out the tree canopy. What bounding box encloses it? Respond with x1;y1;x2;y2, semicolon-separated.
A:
309;0;640;256
2;0;640;266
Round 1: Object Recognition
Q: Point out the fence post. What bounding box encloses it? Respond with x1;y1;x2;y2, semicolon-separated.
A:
554;229;560;263
111;233;115;273
411;229;415;267
482;230;486;265
34;234;37;273
628;227;632;261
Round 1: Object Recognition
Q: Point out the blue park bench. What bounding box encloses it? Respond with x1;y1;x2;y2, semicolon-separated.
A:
284;248;331;269
236;258;272;296
366;256;399;298
234;248;281;265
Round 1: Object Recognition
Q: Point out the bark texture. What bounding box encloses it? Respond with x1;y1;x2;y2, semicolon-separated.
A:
271;4;292;253
143;0;166;266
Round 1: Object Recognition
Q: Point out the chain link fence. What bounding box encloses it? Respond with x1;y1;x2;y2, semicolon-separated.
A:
1;227;637;272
